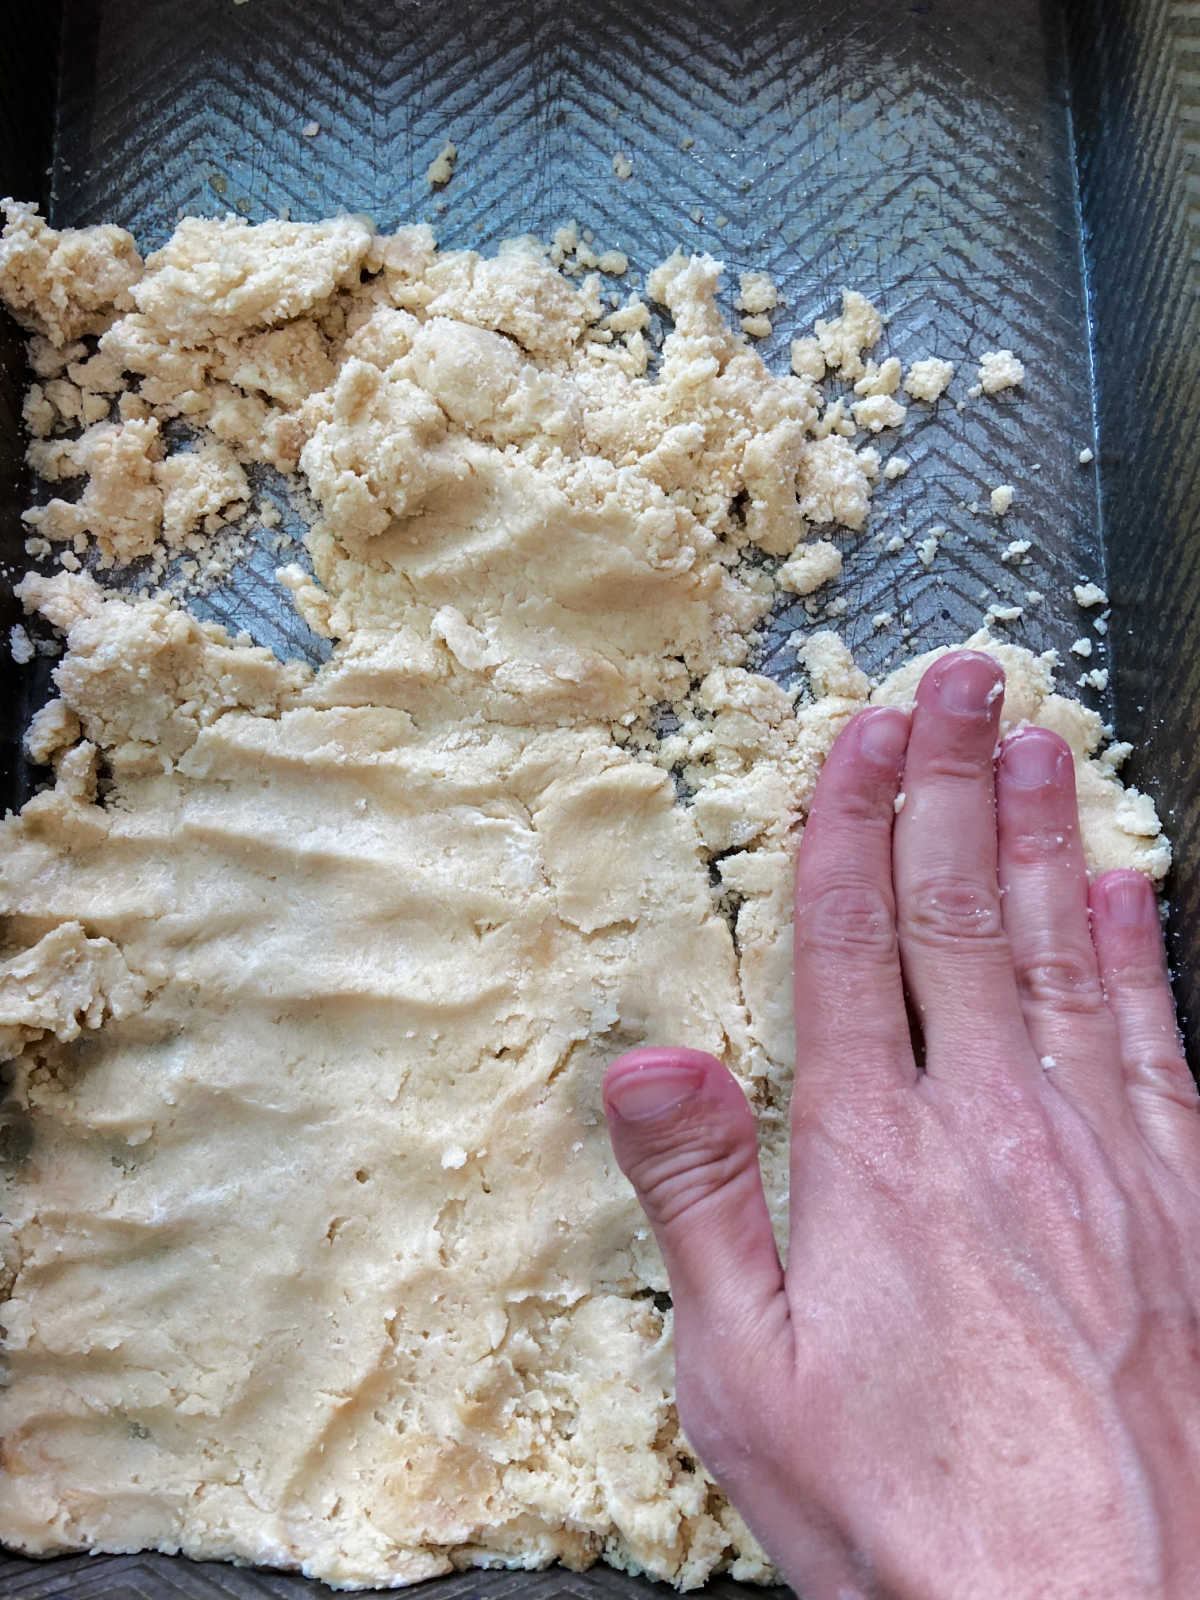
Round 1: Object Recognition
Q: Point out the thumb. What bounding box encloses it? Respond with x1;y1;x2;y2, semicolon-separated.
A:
603;1047;788;1339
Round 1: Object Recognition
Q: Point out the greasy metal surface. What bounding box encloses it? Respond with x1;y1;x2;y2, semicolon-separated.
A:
0;1554;783;1600
1066;0;1200;1050
11;0;1108;695
0;11;60;810
0;0;1196;1593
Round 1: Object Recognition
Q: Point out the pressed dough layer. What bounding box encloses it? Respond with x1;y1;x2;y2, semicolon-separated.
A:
0;206;1168;1589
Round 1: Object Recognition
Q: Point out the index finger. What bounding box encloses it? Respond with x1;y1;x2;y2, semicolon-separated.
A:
793;705;917;1108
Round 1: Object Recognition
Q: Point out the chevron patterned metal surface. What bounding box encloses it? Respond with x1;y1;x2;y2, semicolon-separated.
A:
0;1552;788;1599
43;0;1106;686
0;0;1196;1592
1065;0;1200;1056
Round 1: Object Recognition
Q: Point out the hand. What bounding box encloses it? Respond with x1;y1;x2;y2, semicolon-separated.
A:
603;650;1200;1600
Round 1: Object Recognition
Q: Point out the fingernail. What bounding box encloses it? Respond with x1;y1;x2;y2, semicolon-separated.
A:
1095;871;1153;925
858;708;909;766
1002;731;1067;788
606;1062;705;1121
931;653;1003;716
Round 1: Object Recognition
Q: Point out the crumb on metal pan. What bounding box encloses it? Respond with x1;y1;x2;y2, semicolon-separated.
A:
426;140;457;187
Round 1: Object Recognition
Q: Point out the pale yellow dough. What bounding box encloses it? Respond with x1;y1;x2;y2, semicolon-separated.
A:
0;205;1169;1590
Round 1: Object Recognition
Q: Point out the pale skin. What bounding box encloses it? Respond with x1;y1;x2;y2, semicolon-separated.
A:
602;650;1200;1600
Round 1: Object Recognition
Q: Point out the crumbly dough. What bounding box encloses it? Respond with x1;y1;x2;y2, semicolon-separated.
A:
735;271;776;315
977;348;1026;394
902;357;953;403
789;335;825;381
0;921;153;1059
735;273;776;339
813;288;882;380
0;200;141;345
777;539;843;596
9;624;33;665
426;141;457;187
851;394;906;433
853;357;901;397
0;206;1170;1592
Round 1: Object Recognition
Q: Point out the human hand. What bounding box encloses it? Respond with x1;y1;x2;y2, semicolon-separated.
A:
603;650;1200;1600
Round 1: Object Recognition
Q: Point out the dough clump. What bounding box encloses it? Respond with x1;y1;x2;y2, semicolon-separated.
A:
0;206;1169;1590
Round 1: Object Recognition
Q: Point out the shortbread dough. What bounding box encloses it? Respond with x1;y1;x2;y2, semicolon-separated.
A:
0;205;1169;1590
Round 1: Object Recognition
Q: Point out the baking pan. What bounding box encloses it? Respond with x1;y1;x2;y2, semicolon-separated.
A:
0;0;1197;1592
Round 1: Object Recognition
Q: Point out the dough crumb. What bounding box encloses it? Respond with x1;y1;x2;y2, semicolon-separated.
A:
1080;667;1110;691
902;357;954;402
777;540;843;596
1070;637;1094;658
735;271;777;316
851;394;906;433
814;288;882;380
612;152;633;180
853;357;901;397
990;484;1015;516
426;140;457;187
0;922;152;1059
916;531;942;567
740;314;772;338
0;198;142;344
10;622;33;664
882;455;910;481
977;349;1026;394
1074;581;1108;608
1078;447;1095;465
1001;539;1031;564
790;335;825;381
301;121;320;139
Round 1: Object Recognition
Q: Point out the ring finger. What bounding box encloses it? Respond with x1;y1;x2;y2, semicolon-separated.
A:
994;727;1123;1117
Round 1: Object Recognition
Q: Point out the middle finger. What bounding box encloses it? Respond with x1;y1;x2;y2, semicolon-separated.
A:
893;652;1032;1080
994;727;1122;1112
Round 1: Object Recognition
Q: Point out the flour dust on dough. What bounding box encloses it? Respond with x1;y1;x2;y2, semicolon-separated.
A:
0;203;1169;1589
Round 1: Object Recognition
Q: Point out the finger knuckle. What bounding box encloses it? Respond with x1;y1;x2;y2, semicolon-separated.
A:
900;872;1006;947
673;1385;745;1483
1015;949;1106;1015
1127;1048;1197;1107
795;880;897;961
820;782;894;829
1106;952;1171;997
1003;824;1077;870
918;750;994;786
628;1129;760;1232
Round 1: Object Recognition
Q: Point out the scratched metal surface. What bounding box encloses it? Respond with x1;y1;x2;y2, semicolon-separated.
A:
6;0;1109;707
0;0;1197;1593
